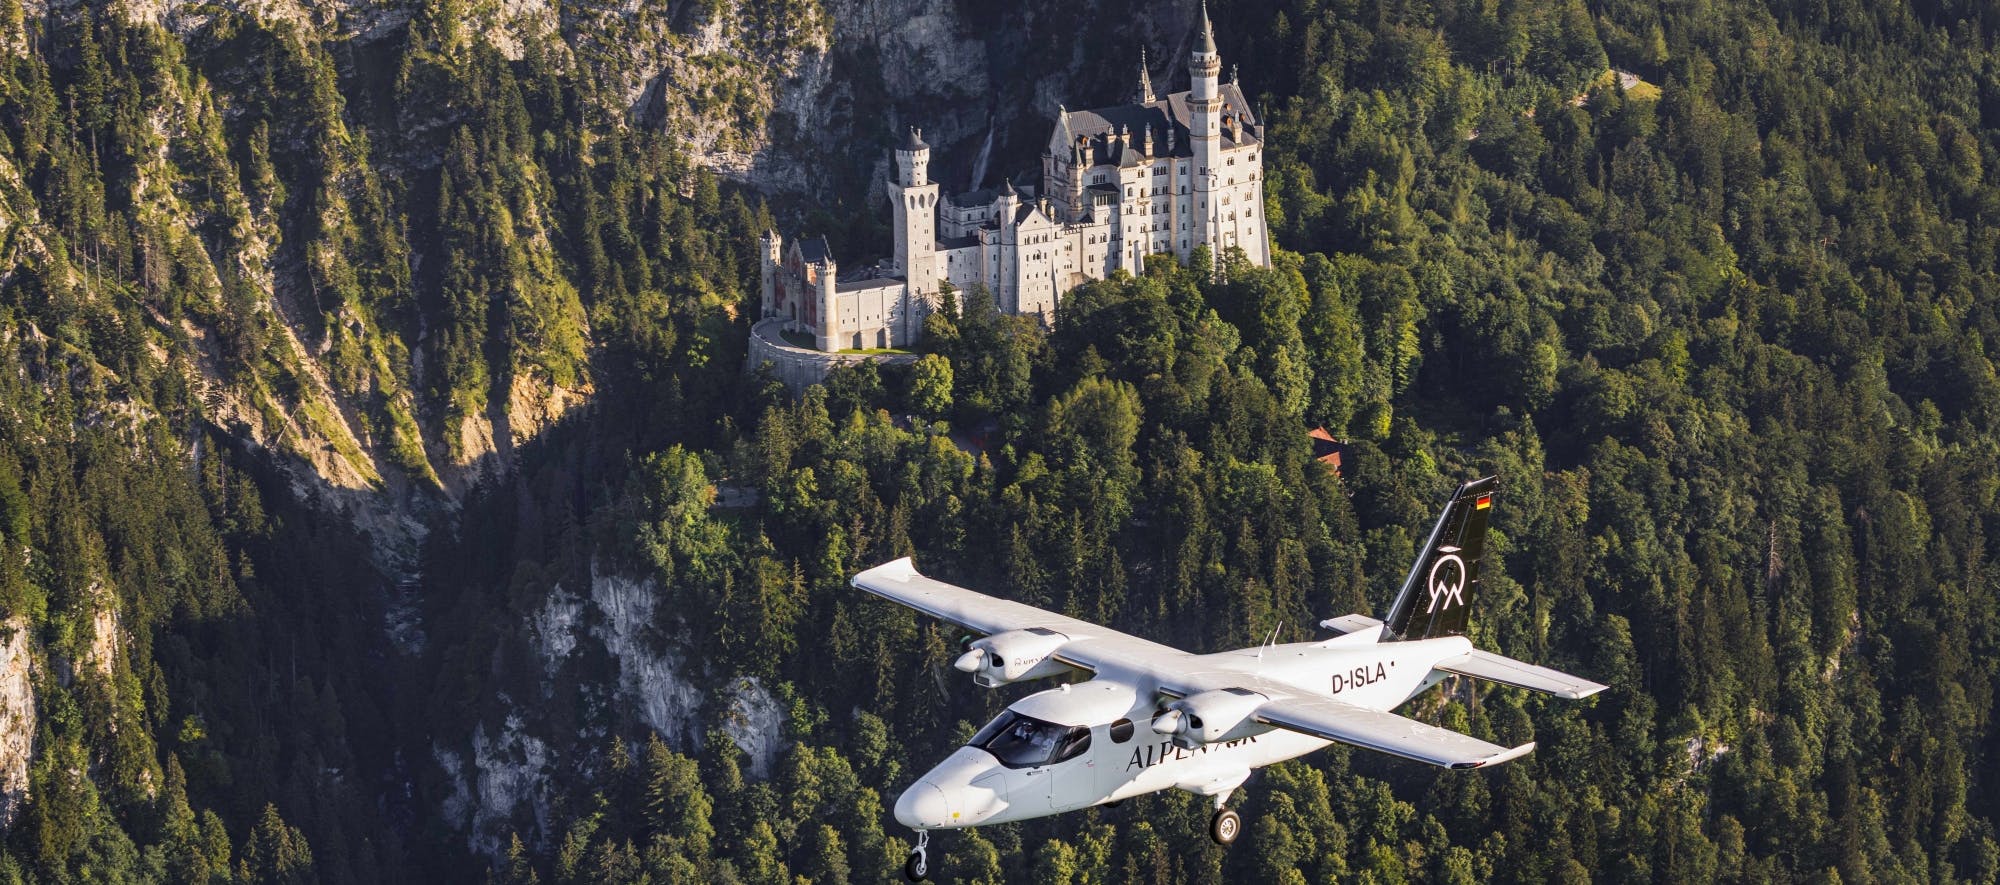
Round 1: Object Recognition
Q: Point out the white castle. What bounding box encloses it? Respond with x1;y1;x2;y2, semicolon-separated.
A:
758;7;1269;353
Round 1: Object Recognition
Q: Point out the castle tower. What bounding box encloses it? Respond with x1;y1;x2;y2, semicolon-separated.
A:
759;230;783;319
816;249;840;352
891;127;940;339
1059;106;1085;222
1189;2;1223;262
995;178;1020;310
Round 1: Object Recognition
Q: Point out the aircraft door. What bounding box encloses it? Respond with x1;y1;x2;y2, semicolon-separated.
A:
1007;765;1055;811
1015;725;1093;810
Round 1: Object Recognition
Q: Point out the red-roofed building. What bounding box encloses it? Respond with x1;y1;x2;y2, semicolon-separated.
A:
1308;427;1349;478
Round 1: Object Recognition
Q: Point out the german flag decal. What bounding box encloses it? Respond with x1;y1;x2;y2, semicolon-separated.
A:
1474;494;1492;510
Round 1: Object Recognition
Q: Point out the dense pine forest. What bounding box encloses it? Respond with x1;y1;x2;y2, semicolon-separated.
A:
0;0;1997;881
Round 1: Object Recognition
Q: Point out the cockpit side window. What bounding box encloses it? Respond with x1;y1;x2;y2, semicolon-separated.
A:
1051;725;1092;763
974;712;1093;769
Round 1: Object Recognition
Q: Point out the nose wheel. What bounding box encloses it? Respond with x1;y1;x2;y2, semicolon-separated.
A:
1209;808;1242;845
903;830;930;882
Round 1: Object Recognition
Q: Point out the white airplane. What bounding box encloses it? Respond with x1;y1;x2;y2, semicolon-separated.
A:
853;476;1606;881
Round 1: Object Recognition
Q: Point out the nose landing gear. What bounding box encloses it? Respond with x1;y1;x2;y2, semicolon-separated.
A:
903;829;930;882
1208;790;1242;846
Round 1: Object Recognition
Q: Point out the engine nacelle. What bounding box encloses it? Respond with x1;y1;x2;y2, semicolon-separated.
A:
951;628;1072;688
1151;688;1270;749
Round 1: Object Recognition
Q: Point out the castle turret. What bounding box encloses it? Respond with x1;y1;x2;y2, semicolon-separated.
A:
1189;1;1223;264
1136;47;1156;104
894;127;930;188
891;127;940;336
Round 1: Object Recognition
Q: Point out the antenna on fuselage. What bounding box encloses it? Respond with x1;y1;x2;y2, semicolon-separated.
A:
1256;622;1283;666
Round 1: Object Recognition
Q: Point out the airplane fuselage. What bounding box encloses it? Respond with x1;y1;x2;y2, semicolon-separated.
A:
896;633;1475;829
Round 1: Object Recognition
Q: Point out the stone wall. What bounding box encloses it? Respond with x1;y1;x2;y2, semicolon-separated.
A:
746;318;915;390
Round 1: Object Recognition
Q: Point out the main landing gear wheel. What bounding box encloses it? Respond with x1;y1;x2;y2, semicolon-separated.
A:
1210;808;1242;845
904;830;931;882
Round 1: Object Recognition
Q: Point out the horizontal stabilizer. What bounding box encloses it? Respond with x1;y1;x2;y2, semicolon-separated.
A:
1319;614;1384;635
1253;695;1535;769
1434;649;1607;700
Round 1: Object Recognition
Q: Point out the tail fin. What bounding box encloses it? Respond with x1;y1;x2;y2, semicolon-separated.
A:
1384;476;1497;641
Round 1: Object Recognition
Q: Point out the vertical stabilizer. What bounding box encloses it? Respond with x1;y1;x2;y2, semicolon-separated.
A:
1384;477;1497;640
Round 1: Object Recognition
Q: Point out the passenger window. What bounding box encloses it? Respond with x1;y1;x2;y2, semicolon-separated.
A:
1109;719;1135;743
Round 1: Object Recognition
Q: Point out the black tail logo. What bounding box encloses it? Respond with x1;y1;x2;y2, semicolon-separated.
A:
1386;477;1496;641
1426;546;1468;614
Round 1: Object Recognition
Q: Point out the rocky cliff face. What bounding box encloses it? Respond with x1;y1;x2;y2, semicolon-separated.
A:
0;617;31;831
438;562;785;854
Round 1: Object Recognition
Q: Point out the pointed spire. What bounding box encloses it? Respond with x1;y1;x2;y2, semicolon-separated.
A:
1059;104;1084;165
1199;0;1217;55
1000;177;1018;197
1138;47;1156;104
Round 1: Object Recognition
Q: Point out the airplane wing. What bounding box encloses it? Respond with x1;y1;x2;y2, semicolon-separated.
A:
1251;693;1535;769
1157;667;1537;769
851;558;1184;670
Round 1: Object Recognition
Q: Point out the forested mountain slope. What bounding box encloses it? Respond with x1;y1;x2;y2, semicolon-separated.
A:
0;0;1997;882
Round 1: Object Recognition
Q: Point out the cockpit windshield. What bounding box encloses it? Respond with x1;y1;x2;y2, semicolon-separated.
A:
971;711;1092;769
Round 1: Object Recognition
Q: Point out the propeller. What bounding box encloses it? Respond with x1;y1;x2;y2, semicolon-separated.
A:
1151;708;1185;735
952;648;988;673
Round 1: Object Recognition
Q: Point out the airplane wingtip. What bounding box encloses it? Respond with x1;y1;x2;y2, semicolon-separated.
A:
1458;741;1538;769
852;556;921;588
